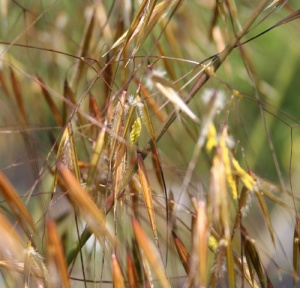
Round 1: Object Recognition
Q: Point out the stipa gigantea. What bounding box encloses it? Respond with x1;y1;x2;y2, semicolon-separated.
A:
0;1;299;287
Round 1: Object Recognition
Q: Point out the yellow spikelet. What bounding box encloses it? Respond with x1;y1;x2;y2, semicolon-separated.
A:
206;124;218;152
130;117;142;145
220;129;238;199
208;235;218;252
231;158;257;191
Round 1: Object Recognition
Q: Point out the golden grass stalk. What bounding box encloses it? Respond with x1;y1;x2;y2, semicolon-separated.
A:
195;201;208;286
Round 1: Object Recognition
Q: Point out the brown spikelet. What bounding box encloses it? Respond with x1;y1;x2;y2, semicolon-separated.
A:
52;123;80;198
172;230;190;274
112;254;125;288
46;220;70;288
127;251;139;288
37;75;63;126
0;171;35;234
0;69;9;96
10;67;27;125
293;217;300;286
255;190;276;247
137;153;158;242
72;9;95;88
58;165;114;244
131;218;170;288
242;226;266;288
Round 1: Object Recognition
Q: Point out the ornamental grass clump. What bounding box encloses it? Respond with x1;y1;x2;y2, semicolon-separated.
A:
0;1;300;287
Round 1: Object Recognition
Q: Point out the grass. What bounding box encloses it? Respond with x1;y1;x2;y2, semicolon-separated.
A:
0;0;300;287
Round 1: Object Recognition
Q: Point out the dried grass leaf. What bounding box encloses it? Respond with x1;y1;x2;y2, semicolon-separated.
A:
150;73;200;123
